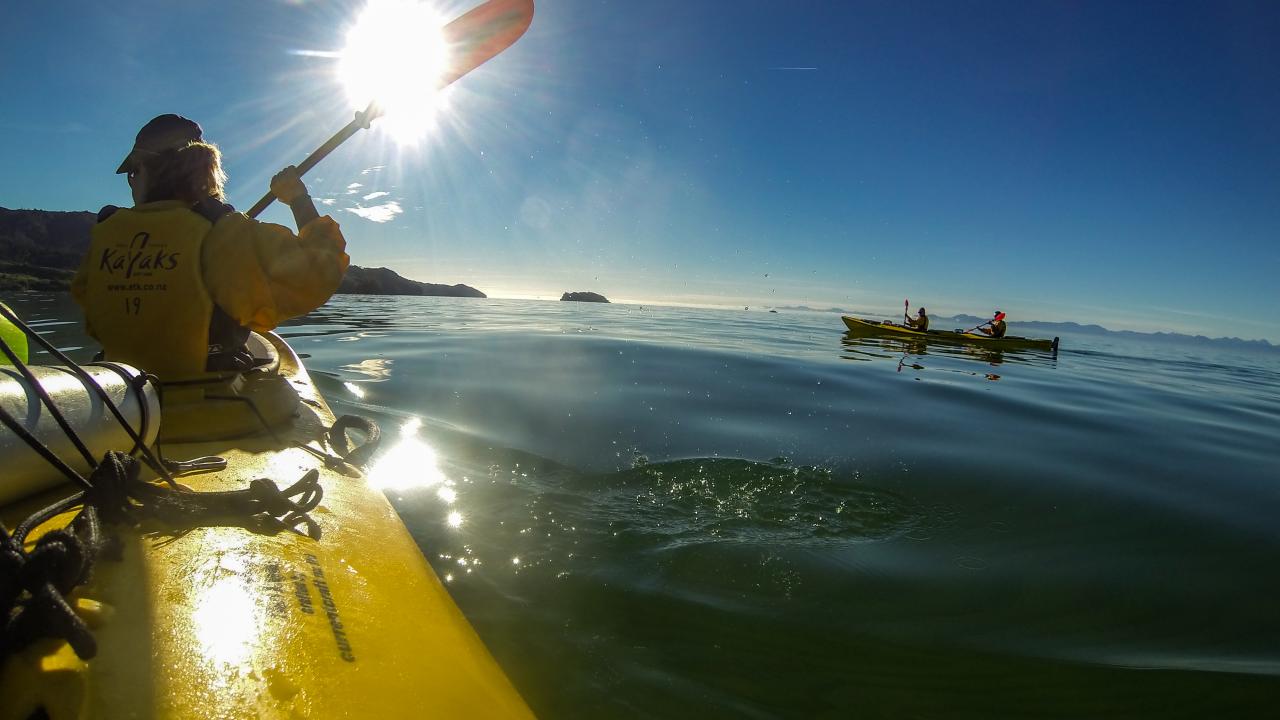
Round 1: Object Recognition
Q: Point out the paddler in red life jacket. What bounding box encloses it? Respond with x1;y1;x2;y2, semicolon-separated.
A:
70;114;349;382
904;306;929;332
978;310;1007;338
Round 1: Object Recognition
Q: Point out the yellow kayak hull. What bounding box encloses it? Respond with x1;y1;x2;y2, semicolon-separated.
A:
1;333;533;719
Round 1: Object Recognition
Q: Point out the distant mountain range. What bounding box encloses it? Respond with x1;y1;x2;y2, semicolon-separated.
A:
0;206;483;297
777;307;1276;351
956;316;1274;351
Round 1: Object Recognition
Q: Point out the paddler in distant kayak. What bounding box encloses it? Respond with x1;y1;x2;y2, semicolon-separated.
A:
904;306;929;332
977;310;1007;338
71;114;349;382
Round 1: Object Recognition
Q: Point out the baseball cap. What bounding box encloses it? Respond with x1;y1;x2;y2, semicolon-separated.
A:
116;114;203;174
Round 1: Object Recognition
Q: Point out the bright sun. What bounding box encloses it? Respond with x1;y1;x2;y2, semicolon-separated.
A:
338;0;450;144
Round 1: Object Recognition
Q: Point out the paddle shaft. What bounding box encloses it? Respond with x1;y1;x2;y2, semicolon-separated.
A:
246;0;535;218
963;312;1005;333
247;108;376;218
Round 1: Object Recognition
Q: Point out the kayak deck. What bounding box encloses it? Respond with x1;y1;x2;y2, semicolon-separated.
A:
1;333;533;719
841;316;1059;352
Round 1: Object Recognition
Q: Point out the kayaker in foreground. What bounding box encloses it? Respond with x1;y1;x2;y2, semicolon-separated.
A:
977;311;1007;338
71;114;349;382
904;306;929;332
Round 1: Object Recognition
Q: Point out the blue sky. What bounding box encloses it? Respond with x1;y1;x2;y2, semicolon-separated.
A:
2;1;1277;341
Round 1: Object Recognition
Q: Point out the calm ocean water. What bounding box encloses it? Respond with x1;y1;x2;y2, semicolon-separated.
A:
7;291;1280;718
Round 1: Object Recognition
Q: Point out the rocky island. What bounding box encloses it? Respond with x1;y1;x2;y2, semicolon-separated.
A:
560;291;609;303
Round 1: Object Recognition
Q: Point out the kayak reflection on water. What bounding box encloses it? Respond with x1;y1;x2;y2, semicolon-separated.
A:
839;332;1058;380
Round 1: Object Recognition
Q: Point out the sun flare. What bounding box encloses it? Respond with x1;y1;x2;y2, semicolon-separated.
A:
338;0;450;144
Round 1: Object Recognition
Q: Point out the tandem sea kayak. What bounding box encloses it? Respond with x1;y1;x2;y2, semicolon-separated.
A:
842;316;1060;352
0;329;533;719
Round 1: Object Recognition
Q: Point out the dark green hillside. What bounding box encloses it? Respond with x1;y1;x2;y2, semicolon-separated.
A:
0;207;95;290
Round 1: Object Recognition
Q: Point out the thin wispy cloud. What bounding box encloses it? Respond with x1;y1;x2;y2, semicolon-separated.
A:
363;191;390;201
346;182;363;194
361;166;385;175
768;67;818;71
287;49;341;58
0;121;90;133
345;201;403;223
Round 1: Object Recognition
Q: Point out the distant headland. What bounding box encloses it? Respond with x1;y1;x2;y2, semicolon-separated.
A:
0;207;92;291
338;265;484;297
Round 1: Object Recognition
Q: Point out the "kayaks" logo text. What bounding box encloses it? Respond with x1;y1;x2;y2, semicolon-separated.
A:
98;232;180;279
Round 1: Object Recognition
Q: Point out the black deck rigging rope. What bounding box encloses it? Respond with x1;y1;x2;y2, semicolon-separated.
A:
0;404;95;493
0;341;98;470
0;307;390;670
0;303;173;485
0;309;330;666
328;415;382;468
1;451;326;664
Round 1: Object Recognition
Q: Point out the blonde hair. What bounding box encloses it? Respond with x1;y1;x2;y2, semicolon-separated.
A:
140;141;227;203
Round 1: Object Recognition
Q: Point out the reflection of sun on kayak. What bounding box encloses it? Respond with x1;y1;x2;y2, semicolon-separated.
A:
1;324;535;718
4;1;541;714
842;316;1060;352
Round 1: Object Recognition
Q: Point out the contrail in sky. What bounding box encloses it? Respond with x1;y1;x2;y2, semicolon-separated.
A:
768;67;818;71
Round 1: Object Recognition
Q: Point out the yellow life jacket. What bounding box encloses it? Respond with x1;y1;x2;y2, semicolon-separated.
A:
81;201;234;381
